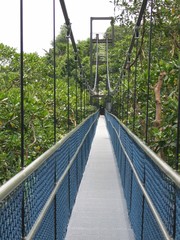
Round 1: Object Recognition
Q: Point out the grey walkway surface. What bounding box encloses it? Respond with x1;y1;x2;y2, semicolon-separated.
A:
65;116;135;240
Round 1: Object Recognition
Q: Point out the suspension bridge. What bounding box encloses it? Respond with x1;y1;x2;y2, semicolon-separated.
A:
0;0;180;240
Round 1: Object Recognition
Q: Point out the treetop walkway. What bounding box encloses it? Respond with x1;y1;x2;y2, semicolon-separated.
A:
1;111;180;240
0;0;180;239
65;115;135;240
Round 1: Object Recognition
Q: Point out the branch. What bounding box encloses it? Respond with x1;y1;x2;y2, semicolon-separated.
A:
29;122;37;147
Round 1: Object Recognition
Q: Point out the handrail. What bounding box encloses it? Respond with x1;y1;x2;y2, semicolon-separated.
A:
0;111;99;202
105;111;180;240
25;113;98;239
107;116;173;240
109;112;180;188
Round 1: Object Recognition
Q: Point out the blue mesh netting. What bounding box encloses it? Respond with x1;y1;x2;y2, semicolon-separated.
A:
143;200;165;240
56;141;69;180
105;111;179;240
24;155;55;235
33;201;55;240
0;112;98;239
0;186;23;240
81;142;86;173
130;175;144;239
145;154;175;238
176;188;180;240
124;159;133;213
132;142;145;182
56;175;70;240
69;160;78;211
77;151;83;186
69;134;77;159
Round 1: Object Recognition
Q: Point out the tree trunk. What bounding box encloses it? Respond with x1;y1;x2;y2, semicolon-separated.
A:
154;71;166;159
154;71;166;127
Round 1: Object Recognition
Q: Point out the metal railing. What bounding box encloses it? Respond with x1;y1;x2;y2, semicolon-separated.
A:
0;111;99;240
105;110;180;240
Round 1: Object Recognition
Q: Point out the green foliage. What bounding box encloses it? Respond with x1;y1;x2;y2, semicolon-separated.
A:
0;0;179;184
111;0;180;170
0;40;92;185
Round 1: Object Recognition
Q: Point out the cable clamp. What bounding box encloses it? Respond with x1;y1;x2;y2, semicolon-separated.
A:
134;26;139;39
126;52;131;63
66;23;72;38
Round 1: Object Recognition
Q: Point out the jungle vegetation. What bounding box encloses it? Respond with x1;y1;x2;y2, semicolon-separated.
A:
0;0;179;184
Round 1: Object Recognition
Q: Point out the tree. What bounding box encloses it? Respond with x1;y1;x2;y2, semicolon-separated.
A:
112;0;180;168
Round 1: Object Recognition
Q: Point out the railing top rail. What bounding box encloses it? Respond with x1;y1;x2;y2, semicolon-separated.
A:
0;111;99;201
106;112;174;240
108;112;180;188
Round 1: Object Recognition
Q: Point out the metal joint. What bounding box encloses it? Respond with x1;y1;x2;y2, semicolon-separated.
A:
126;52;131;64
134;26;139;39
66;23;72;38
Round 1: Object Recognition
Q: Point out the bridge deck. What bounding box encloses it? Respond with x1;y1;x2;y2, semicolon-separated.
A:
65;116;135;240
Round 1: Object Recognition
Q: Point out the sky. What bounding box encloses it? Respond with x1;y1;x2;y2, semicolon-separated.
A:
0;0;114;56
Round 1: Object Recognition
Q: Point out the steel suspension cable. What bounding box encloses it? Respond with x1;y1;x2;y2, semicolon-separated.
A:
59;0;82;69
122;73;125;121
53;1;57;239
176;64;180;171
145;0;153;143
133;28;139;132
58;0;95;98
84;83;86;118
20;1;25;238
66;26;71;131
80;81;83;121
119;74;122;119
81;69;85;118
20;0;24;171
118;76;121;118
91;36;99;93
53;0;56;144
174;58;180;239
106;36;113;93
75;55;78;124
110;0;148;96
127;54;131;124
66;26;71;211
